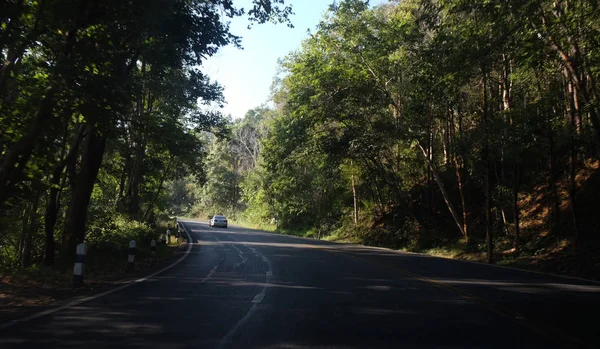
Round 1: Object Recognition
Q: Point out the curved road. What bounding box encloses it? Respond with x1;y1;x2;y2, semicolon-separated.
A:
1;220;599;348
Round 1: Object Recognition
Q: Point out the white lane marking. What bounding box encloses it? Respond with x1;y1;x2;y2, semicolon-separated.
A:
0;221;195;330
198;264;219;284
210;234;248;268
251;293;265;303
231;244;248;267
218;234;272;349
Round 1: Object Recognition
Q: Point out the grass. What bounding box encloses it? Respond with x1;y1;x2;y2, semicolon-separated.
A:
229;218;278;232
228;218;318;238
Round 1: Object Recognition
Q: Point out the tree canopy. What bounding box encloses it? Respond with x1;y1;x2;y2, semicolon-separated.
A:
196;0;600;267
0;0;292;267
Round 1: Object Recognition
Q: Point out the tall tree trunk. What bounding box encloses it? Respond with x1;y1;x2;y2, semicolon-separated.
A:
512;163;521;249
499;54;514;238
567;80;580;247
116;153;132;211
454;155;469;242
63;123;107;258
429;120;435;215
43;124;84;265
351;160;359;225
453;107;469;242
143;157;174;222
548;112;562;236
123;133;145;219
482;67;494;264
21;191;41;267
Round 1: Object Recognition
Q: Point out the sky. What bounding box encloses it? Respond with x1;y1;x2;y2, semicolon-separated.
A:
202;0;388;119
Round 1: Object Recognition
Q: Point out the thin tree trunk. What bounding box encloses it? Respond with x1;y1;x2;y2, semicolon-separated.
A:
429;120;435;215
143;157;174;221
548;115;561;236
21;191;41;267
567;81;580;247
418;141;466;239
482;67;494;264
117;153;132;210
454;155;469;242
495;164;510;236
512;163;521;249
126;135;145;219
351;160;359;225
454;107;469;242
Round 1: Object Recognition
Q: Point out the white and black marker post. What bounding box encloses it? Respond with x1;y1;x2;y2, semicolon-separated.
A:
127;240;136;272
150;239;156;258
166;229;171;244
73;243;87;287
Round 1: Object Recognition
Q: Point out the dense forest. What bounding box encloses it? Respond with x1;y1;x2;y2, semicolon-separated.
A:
2;0;600;277
0;0;292;269
192;0;600;274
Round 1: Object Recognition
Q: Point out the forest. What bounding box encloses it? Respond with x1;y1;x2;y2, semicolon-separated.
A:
2;0;600;280
192;0;600;277
0;0;291;272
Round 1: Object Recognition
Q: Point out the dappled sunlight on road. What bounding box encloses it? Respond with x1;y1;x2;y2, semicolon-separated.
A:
433;279;600;293
208;280;323;290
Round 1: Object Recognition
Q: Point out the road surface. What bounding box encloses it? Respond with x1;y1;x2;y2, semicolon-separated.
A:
1;220;599;348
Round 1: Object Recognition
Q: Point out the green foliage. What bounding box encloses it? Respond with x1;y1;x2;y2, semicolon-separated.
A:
202;0;600;266
0;0;293;270
86;215;154;251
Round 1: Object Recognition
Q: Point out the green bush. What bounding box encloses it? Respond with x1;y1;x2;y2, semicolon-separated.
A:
86;215;154;250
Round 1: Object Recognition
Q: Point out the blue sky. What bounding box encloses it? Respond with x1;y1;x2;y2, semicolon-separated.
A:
202;0;388;119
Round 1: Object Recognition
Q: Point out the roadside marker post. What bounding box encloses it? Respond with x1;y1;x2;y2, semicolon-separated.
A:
166;229;171;244
150;239;156;257
126;240;136;272
73;243;87;287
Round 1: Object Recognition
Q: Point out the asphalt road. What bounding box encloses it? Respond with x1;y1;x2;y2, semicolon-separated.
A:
1;220;599;348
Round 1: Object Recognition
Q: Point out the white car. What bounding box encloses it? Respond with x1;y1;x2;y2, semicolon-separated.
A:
210;215;228;228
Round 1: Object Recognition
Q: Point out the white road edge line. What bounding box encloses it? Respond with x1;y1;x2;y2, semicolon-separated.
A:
234;223;600;286
0;220;195;331
358;245;600;285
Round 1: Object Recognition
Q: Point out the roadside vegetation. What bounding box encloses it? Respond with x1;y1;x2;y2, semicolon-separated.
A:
190;0;600;280
0;0;292;294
